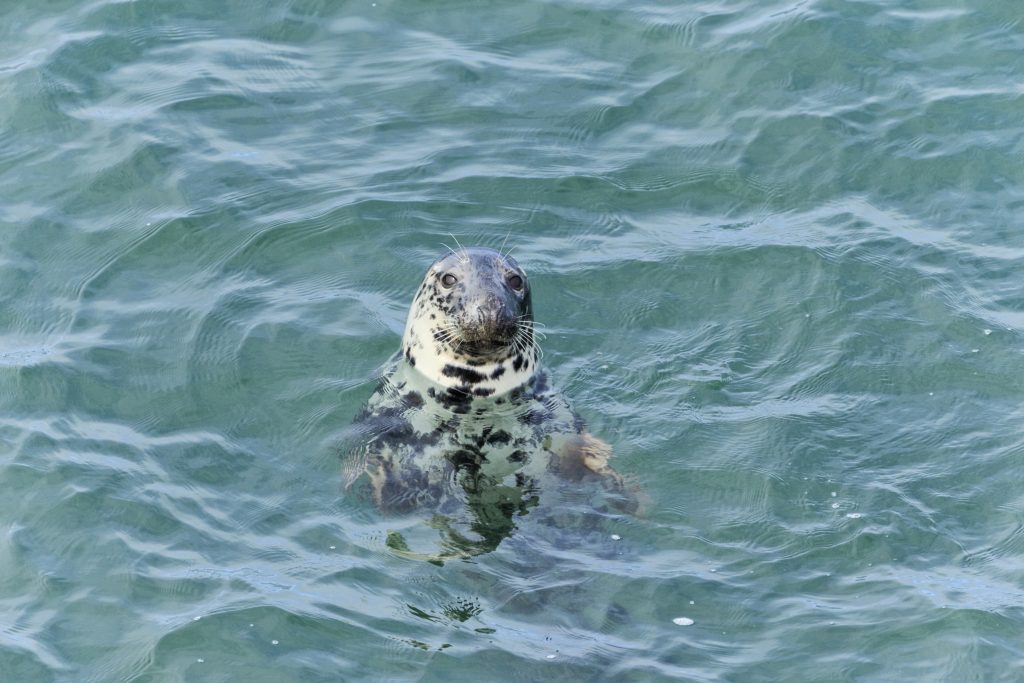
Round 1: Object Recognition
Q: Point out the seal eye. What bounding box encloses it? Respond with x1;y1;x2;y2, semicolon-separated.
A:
508;274;524;291
440;273;458;288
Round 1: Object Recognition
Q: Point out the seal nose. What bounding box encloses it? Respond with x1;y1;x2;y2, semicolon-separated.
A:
483;295;515;335
464;294;516;344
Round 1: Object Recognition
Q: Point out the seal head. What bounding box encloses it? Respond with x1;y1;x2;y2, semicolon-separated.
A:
401;247;538;398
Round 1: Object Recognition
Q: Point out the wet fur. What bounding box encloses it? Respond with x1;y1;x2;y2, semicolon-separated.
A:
346;247;631;538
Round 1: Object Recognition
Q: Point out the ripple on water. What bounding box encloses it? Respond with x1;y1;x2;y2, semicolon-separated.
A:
3;0;1024;679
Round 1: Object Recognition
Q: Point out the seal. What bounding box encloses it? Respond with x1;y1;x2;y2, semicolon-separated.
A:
345;246;630;557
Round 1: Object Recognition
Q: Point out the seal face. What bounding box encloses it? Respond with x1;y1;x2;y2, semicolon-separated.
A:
400;246;538;399
346;247;628;558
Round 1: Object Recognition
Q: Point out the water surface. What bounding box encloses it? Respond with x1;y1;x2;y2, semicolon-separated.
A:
2;0;1023;681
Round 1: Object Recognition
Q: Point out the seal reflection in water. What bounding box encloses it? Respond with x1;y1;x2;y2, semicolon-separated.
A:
346;247;631;560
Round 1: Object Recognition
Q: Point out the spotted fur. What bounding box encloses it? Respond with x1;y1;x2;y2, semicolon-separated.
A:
345;247;630;557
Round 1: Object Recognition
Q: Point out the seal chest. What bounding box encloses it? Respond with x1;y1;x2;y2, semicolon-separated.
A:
347;247;627;551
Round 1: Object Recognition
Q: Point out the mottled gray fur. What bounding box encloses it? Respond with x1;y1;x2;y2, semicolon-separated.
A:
345;247;629;554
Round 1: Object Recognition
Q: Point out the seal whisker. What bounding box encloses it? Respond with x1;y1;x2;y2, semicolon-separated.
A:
440;242;459;260
514;318;545;342
510;327;539;359
448;233;468;264
498;230;512;259
522;329;545;343
433;325;461;345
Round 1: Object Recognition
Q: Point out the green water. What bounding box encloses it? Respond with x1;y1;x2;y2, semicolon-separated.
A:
3;0;1024;680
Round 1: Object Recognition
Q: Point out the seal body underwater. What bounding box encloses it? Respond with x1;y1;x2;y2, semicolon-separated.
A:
346;247;630;554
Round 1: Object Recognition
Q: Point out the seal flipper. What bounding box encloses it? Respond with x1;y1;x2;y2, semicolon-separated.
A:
548;433;641;514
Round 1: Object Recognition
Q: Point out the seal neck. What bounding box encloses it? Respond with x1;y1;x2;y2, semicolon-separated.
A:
400;338;539;398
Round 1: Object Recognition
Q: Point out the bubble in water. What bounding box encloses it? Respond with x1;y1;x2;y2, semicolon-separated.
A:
673;617;695;626
846;512;862;519
272;640;279;645
984;329;992;335
611;534;621;541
